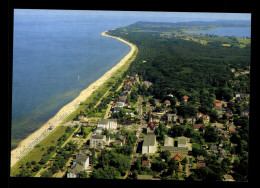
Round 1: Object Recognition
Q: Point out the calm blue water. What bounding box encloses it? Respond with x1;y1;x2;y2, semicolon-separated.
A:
11;10;251;149
186;27;251;38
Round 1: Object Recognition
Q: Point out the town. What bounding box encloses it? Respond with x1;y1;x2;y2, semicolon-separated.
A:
25;67;248;181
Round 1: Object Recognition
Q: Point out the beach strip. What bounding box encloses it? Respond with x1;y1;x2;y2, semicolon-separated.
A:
10;31;137;167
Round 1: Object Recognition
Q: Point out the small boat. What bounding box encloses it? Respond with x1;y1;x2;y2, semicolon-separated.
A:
78;75;80;80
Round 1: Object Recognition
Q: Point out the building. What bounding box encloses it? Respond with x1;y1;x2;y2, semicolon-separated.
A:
90;134;107;149
67;151;90;178
97;119;117;130
173;153;182;161
192;123;205;131
72;155;89;170
196;113;210;123
177;136;187;148
115;136;126;146
142;135;156;154
181;95;189;102
67;163;84;178
164;136;173;147
167;114;177;123
161;146;188;156
164;100;171;107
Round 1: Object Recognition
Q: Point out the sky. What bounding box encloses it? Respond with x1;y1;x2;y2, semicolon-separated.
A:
14;9;251;21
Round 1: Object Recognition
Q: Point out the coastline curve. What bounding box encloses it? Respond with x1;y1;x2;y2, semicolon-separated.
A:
10;30;137;167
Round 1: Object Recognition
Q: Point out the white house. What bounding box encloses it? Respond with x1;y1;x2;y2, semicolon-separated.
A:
73;155;89;170
142;135;156;154
67;153;89;178
90;134;107;149
97;119;117;130
67;163;84;178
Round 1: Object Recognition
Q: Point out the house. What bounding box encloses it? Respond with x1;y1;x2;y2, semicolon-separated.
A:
124;102;131;108
142;160;151;168
196;113;210;123
97;119;117;130
173;153;183;161
167;113;177;123
215;100;227;110
192;123;205;131
90;134;107;149
115;136;126;146
228;124;236;133
181;95;189;102
67;163;84;178
177;136;187;148
72;154;89;170
197;155;205;163
146;127;155;135
196;163;206;168
164;100;171;107
241;109;249;117
177;116;184;124
125;81;132;86
235;92;247;99
142;135;156;154
164;136;174;147
149;114;160;123
185;116;196;124
210;145;219;154
114;107;123;113
223;174;235;181
142;81;152;88
115;101;125;107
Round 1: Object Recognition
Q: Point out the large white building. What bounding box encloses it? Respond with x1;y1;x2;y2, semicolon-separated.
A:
89;134;107;149
142;135;156;154
97;119;117;130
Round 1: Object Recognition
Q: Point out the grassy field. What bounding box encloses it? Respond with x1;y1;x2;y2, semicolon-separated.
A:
10;126;68;176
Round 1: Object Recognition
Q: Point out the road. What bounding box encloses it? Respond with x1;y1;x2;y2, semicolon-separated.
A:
138;95;143;118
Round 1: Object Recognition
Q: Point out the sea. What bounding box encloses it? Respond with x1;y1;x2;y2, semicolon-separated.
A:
11;10;251;149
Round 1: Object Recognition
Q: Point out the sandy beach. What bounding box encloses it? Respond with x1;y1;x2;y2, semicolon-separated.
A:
10;31;137;167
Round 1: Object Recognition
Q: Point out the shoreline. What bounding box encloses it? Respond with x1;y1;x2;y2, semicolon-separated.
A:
10;30;137;167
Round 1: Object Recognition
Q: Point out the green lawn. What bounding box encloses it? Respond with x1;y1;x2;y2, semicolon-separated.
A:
10;126;68;176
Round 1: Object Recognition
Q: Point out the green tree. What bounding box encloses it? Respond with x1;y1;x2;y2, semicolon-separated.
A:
203;126;219;143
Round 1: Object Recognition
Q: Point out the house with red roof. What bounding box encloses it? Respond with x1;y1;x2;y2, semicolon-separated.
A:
192;123;205;131
164;100;171;107
196;163;206;168
173;153;183;161
142;160;151;168
181;95;189;102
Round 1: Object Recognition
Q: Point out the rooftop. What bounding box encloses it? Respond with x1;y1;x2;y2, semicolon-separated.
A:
143;135;156;147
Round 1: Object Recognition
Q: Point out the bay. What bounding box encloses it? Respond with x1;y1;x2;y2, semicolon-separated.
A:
186;27;251;38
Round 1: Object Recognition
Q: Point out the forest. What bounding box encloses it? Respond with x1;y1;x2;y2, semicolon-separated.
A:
107;21;250;101
106;21;250;181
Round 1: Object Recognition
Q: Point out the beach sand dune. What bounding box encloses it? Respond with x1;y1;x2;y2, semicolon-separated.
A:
10;31;137;167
